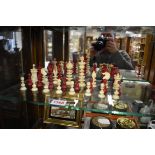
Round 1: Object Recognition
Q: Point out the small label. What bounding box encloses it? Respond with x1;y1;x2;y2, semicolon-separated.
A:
50;99;67;106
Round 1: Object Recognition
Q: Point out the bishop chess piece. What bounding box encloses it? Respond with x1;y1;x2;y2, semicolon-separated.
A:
69;81;75;95
85;82;91;97
20;77;27;91
56;79;62;95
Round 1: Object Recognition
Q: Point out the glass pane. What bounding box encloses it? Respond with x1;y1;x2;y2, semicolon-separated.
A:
44;30;53;68
0;27;23;91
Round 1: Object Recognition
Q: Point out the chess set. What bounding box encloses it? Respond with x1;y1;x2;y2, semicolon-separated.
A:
20;53;125;121
20;55;122;102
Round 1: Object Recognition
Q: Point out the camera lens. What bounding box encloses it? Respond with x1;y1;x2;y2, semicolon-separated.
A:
92;35;107;51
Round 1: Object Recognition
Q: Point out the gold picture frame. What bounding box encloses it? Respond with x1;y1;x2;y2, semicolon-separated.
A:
43;94;82;128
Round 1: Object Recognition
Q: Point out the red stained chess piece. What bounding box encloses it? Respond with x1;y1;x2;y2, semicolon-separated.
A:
73;62;77;74
90;78;93;93
27;73;33;88
74;78;80;93
110;66;119;78
48;79;53;90
93;63;97;72
63;62;67;75
57;63;62;79
103;86;107;95
47;60;53;74
61;77;67;92
37;80;43;90
37;63;42;77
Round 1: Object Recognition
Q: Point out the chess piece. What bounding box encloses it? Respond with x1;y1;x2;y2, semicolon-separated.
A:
78;56;86;88
43;78;50;93
113;89;120;100
31;79;38;92
56;79;62;95
31;64;38;83
20;77;27;91
37;80;43;89
86;51;91;76
47;60;53;74
92;71;96;88
37;63;42;77
85;82;91;97
27;73;33;88
53;69;58;85
102;71;110;89
69;81;75;95
62;77;67;92
66;60;73;86
74;78;80;93
48;79;54;90
98;83;105;98
41;68;48;84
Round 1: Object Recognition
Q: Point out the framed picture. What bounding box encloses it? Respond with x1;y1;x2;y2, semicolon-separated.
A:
43;94;82;128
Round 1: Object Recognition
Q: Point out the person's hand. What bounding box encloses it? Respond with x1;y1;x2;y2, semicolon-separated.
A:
101;32;118;54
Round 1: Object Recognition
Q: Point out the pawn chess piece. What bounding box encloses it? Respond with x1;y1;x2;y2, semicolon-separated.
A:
20;77;27;91
43;79;50;93
113;89;120;100
85;82;91;97
56;79;62;95
98;83;105;98
69;81;75;95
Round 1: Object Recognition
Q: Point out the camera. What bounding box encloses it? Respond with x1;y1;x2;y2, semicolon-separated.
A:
92;35;108;51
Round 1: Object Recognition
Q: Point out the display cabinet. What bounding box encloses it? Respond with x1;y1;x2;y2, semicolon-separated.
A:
10;68;153;129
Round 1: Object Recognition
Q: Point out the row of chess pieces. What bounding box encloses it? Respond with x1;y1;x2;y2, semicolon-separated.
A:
20;56;122;100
